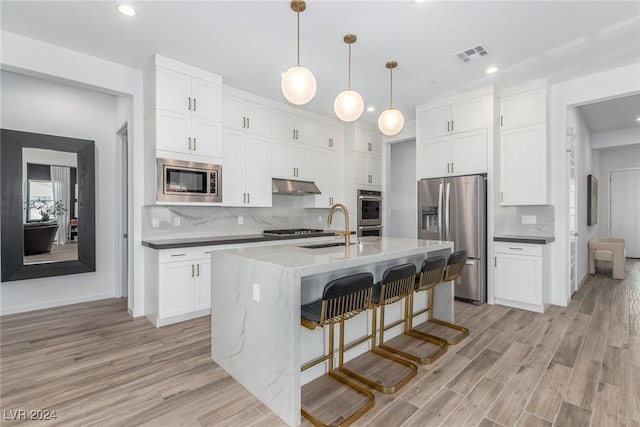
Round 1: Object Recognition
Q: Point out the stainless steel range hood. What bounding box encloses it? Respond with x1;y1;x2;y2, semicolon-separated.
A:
272;178;321;195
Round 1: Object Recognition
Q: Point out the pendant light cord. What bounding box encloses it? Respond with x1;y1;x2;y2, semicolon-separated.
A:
348;42;352;90
296;3;301;66
389;67;393;109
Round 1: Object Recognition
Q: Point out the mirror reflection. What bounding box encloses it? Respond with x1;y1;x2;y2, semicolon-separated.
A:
22;148;78;265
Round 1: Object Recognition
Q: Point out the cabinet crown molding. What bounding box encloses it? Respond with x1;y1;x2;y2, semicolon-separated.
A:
416;85;497;112
148;54;222;85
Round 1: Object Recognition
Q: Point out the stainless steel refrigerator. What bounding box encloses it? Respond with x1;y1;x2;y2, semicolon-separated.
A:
418;175;486;303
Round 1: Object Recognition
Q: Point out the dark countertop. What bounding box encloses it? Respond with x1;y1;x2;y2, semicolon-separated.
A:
142;231;350;250
494;235;555;244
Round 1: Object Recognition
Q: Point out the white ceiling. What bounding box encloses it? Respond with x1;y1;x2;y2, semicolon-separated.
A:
2;1;640;130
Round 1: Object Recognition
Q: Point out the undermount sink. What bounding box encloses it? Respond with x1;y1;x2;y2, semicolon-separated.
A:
299;242;355;249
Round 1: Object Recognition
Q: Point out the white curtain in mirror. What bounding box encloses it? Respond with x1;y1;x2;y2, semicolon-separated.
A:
50;166;70;244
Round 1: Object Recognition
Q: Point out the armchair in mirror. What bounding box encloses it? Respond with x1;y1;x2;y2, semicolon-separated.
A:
1;129;95;282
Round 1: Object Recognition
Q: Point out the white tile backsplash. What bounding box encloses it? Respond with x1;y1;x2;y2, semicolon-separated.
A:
142;195;342;240
494;205;555;236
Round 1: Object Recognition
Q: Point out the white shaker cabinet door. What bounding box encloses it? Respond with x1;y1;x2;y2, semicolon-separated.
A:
245;135;272;207
222;130;245;206
417;136;449;179
450;95;490;134
419;105;451;139
494;253;541;305
191;119;221;158
156;67;191;114
194;259;212;311
244;102;271;138
450;129;487;176
159;260;195;318
156;110;190;154
191;77;222;122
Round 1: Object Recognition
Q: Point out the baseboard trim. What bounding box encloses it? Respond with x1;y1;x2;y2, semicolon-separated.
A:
551;297;570;307
0;292;116;316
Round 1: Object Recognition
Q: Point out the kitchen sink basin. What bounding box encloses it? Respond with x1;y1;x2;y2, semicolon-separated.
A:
299;242;355;249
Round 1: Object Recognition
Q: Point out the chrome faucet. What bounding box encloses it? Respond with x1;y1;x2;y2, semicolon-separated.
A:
328;203;350;247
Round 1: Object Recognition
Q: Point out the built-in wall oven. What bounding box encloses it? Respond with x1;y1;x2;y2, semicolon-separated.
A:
157;158;222;202
357;189;382;237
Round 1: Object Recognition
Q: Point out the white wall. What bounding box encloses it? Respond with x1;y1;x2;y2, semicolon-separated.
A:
597;144;640;237
592;127;640;149
1;71;120;314
1;31;145;316
567;107;600;285
550;62;640;305
388;140;417;238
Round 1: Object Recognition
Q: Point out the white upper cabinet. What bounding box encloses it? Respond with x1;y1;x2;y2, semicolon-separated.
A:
499;83;549;205
157;67;221;122
147;58;223;161
314;122;343;151
305;149;344;208
419;95;491;139
354;127;382;156
272;110;314;146
222;94;271;137
499;88;546;130
222;129;272;207
272;143;314;182
417;92;494;179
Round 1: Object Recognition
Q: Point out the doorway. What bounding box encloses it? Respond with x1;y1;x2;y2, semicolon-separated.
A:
610;168;640;258
116;124;129;298
388;139;416;238
567;131;578;293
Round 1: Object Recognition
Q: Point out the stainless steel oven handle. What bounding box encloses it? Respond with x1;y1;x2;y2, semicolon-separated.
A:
358;195;383;201
358;225;383;230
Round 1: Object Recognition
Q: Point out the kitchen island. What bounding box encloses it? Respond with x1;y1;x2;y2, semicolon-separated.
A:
211;237;454;426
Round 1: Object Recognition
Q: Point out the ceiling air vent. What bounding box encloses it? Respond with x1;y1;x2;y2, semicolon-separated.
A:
455;44;490;63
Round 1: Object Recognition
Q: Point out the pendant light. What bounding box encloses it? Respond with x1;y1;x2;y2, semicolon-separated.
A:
281;0;316;105
377;61;405;136
334;34;364;122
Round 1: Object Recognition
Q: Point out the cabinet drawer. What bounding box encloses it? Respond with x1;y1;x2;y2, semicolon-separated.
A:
158;246;218;263
494;242;542;257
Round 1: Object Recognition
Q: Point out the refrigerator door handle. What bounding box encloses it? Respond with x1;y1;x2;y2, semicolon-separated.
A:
444;182;451;241
438;183;444;240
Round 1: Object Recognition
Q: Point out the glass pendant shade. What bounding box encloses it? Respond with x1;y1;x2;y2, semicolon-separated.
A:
281;65;317;105
378;108;405;136
334;89;364;122
377;61;404;136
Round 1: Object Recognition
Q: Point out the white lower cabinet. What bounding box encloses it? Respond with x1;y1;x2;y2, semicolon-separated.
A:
157;251;212;324
493;242;550;313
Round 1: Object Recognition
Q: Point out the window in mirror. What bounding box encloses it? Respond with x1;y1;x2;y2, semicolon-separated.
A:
27;180;54;221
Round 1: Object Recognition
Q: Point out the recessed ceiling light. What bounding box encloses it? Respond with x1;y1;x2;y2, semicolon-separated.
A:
367;106;376;112
117;4;137;17
486;66;499;74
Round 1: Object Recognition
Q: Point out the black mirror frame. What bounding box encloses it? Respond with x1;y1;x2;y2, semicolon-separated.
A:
1;129;96;282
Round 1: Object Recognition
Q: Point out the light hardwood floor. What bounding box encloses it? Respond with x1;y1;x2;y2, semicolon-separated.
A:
1;259;638;426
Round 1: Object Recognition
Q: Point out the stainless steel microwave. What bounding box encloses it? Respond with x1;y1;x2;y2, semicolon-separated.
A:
157;158;222;202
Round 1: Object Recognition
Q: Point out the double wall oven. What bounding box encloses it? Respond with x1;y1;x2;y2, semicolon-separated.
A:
357;189;383;237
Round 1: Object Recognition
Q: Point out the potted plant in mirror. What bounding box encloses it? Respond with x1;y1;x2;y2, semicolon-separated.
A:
28;197;67;222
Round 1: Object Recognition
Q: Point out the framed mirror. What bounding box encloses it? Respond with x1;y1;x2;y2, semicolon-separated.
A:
1;129;95;281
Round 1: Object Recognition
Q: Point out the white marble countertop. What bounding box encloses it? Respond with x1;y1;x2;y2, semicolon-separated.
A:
216;237;453;277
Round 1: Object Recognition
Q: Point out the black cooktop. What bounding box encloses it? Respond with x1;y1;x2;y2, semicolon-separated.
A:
263;228;325;236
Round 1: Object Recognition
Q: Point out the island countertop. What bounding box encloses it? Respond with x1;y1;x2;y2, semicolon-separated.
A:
211;237;455;426
215;237;453;276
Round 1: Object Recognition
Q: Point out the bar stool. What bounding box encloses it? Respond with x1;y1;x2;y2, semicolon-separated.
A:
300;273;375;426
410;251;470;345
372;263;447;364
333;274;418;395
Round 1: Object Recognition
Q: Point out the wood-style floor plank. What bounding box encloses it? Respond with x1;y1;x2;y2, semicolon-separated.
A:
1;259;637;427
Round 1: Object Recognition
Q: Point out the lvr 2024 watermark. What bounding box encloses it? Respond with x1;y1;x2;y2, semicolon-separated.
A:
3;409;58;421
